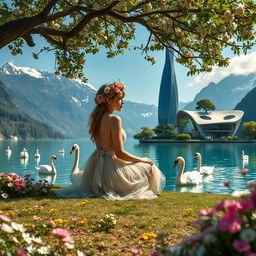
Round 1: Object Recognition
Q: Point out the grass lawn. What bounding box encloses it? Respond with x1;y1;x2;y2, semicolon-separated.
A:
0;190;231;255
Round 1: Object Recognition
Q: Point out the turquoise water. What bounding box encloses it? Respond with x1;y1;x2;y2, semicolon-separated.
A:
0;139;256;194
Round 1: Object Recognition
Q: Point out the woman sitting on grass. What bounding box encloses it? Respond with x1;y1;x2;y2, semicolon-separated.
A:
56;82;166;200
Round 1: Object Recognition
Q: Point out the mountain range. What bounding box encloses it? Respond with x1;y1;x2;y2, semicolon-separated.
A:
183;73;256;111
0;63;158;138
0;79;63;140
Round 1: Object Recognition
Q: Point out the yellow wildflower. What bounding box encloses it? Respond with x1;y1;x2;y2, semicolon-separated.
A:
141;233;156;240
49;208;57;213
185;208;193;214
81;200;89;205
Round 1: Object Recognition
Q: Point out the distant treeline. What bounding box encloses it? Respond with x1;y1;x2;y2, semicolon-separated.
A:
0;80;64;139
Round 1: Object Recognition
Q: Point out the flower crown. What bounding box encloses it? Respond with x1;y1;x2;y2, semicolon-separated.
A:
94;82;125;105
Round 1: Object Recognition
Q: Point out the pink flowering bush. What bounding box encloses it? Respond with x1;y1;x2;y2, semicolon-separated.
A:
0;173;52;199
152;182;256;256
0;214;85;255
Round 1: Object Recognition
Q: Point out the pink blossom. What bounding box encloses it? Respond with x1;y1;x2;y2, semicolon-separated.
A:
131;248;140;254
240;199;253;212
49;220;56;227
15;248;27;256
112;87;120;93
250;190;256;206
239;169;249;175
215;200;242;213
0;215;12;222
62;235;74;244
233;240;250;252
198;208;216;217
151;252;158;256
34;205;44;210
222;180;230;187
115;82;124;89
247;182;255;188
71;217;78;221
219;212;242;233
24;174;31;179
52;228;71;238
246;252;256;256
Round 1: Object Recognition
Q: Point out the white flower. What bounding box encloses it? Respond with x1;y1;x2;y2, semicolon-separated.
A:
12;237;19;243
11;222;26;233
37;246;51;255
2;193;9;199
229;23;237;31
32;235;44;244
64;242;75;249
223;10;234;22
27;245;37;254
7;183;13;187
1;223;14;233
240;228;256;242
203;234;216;244
104;87;111;94
22;232;33;244
223;33;230;42
234;3;244;16
77;250;85;256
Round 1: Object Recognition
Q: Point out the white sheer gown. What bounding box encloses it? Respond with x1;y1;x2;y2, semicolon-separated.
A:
55;129;166;200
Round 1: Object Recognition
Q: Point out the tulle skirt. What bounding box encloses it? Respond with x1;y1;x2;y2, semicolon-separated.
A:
55;149;166;200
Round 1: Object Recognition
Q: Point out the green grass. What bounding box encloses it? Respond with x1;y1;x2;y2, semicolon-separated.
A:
0;191;231;255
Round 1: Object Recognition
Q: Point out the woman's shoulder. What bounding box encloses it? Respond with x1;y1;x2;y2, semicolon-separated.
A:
109;114;122;127
109;114;122;122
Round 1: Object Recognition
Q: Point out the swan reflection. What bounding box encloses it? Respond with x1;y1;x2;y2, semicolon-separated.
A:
20;158;28;168
175;184;203;193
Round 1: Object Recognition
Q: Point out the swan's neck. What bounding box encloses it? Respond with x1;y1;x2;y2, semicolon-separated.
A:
242;151;244;157
176;160;185;184
196;155;202;171
72;148;79;173
50;159;56;174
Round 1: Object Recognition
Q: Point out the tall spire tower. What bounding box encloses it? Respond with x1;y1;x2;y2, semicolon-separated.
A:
158;48;178;125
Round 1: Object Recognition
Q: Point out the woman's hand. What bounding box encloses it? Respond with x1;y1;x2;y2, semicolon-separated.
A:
140;158;154;166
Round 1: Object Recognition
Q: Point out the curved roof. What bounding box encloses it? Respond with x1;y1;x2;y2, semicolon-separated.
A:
177;110;244;125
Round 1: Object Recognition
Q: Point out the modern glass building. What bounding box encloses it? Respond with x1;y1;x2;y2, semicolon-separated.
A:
158;48;178;125
176;110;244;139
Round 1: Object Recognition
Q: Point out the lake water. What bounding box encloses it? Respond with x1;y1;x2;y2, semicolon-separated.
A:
0;139;256;194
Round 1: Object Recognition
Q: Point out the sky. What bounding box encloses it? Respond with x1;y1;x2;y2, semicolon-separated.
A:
1;25;256;106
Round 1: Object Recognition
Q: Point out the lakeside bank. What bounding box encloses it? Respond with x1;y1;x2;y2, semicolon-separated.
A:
139;139;256;143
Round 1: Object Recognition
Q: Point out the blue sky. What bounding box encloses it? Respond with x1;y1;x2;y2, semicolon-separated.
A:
1;25;256;106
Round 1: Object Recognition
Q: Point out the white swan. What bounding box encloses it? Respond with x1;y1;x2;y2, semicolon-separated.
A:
70;144;83;184
20;148;29;159
59;148;65;154
34;149;40;159
6;146;12;155
242;150;249;161
193;152;214;175
173;156;203;186
35;155;57;175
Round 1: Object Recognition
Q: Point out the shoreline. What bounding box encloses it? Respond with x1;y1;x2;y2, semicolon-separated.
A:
139;139;256;143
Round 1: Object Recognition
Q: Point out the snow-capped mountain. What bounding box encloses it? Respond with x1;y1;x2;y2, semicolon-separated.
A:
0;63;157;138
184;73;256;111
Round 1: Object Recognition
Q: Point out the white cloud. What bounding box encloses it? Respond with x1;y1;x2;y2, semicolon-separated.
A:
186;52;256;88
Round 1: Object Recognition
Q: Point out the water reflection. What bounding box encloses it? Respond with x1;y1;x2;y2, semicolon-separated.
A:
176;184;203;193
20;158;28;168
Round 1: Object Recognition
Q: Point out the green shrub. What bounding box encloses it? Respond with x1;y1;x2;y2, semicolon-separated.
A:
175;133;191;140
227;136;238;140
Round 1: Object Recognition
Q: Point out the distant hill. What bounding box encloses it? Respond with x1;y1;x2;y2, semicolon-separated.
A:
235;86;256;124
0;63;158;138
0;79;64;139
184;73;256;110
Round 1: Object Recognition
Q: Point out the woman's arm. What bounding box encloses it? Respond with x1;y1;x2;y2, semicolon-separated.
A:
110;115;153;165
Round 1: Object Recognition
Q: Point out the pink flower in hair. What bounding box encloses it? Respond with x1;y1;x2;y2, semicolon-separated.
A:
115;82;124;88
96;95;105;104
